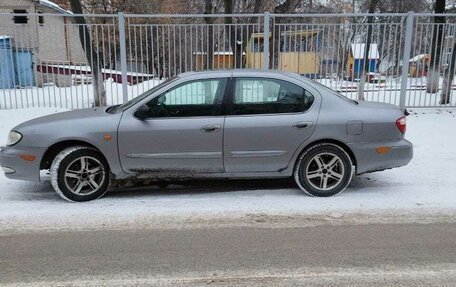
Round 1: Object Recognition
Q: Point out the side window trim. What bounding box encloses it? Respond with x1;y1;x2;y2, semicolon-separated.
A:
225;77;315;116
221;77;235;116
214;77;232;116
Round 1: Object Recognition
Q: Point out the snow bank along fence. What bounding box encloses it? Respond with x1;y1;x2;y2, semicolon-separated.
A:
1;12;456;109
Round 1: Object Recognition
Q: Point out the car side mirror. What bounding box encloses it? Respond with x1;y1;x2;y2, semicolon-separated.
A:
134;104;149;120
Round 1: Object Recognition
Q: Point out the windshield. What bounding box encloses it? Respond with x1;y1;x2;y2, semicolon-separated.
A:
109;76;178;113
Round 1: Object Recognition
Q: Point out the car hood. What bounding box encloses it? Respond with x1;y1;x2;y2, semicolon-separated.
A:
14;107;114;131
11;107;123;148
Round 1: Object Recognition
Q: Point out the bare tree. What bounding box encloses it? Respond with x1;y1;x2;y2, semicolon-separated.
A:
223;0;264;68
223;0;242;68
426;0;446;94
440;41;455;104
375;0;431;12
69;0;106;106
440;2;456;105
269;0;300;69
204;0;215;69
357;0;378;101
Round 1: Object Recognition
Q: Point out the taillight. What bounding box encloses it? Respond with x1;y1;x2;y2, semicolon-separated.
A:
396;116;406;134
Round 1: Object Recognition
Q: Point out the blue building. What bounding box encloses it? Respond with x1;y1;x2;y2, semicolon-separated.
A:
0;36;35;89
347;43;380;80
0;36;15;89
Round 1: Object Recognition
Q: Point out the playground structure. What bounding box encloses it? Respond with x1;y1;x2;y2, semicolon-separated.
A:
409;54;430;77
245;29;322;77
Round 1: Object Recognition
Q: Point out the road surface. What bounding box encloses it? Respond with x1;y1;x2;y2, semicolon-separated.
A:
2;222;456;286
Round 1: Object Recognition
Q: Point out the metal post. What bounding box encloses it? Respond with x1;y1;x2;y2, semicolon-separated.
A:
263;12;270;70
118;12;128;103
399;11;414;110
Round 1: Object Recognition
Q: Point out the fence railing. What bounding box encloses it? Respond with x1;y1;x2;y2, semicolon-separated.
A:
1;12;456;109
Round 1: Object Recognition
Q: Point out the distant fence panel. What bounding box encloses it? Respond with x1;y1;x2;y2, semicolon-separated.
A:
270;15;409;107
1;12;456;109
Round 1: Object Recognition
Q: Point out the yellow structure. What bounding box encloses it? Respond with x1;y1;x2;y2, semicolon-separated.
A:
194;52;235;70
245;30;321;76
245;33;269;69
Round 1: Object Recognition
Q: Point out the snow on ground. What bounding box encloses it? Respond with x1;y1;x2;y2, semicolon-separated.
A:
0;108;456;233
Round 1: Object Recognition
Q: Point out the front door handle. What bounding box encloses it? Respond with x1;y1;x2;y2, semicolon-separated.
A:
201;124;221;133
293;121;313;129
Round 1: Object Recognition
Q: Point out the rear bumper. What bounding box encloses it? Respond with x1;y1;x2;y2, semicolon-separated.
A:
349;139;413;174
0;145;44;182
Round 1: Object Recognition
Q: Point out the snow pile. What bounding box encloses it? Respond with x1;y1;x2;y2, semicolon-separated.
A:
0;108;455;232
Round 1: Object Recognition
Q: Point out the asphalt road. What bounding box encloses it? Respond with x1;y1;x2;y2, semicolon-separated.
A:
2;223;456;286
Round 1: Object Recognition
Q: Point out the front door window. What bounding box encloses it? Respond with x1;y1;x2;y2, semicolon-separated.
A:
146;79;227;118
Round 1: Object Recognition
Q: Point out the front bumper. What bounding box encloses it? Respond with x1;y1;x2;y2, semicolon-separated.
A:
349;139;413;174
0;145;45;182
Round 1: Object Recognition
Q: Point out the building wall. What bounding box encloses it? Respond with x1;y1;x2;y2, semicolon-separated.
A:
0;0;87;86
36;15;86;63
0;0;39;50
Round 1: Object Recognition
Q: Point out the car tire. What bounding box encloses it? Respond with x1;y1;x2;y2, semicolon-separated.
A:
294;143;353;197
50;146;110;202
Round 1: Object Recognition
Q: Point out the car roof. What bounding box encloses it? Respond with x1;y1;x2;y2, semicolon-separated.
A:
178;69;313;84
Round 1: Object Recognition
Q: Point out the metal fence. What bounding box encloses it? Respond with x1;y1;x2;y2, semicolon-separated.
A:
1;12;456;109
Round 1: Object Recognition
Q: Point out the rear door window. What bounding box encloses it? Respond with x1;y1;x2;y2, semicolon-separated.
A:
228;77;314;115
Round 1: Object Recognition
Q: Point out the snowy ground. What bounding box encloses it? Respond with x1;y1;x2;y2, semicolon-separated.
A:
0;108;456;234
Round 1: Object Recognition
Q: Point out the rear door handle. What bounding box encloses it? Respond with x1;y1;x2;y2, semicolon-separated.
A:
201;124;221;133
293;121;313;129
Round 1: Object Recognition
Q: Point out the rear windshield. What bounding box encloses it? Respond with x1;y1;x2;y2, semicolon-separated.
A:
311;80;358;104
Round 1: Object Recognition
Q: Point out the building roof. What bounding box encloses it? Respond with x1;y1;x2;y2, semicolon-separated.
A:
192;51;246;56
250;33;271;39
37;0;72;14
351;44;379;59
409;54;430;62
280;30;321;38
250;30;321;39
193;51;234;55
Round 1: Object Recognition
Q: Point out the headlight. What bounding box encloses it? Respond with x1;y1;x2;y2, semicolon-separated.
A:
6;131;22;146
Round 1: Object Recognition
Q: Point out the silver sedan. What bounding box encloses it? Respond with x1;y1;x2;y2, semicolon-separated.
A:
0;70;413;201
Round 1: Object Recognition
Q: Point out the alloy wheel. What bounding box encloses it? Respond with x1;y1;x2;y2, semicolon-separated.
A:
64;156;105;195
305;152;345;191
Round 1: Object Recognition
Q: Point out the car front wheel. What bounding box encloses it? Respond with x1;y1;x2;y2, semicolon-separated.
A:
294;143;353;197
50;146;110;202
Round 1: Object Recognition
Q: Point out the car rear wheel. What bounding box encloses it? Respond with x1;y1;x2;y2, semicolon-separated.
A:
50;146;110;202
294;143;353;197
